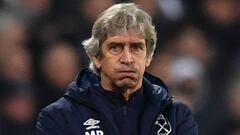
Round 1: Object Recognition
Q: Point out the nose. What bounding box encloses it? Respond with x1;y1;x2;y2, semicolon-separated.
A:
120;47;133;65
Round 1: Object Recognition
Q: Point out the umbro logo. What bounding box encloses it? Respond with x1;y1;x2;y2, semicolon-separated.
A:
84;118;100;130
155;114;172;135
84;118;104;135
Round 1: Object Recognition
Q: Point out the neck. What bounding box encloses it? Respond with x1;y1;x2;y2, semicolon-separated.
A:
102;87;138;101
122;88;138;101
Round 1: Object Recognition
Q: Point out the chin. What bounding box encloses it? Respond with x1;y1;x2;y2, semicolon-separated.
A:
116;79;138;89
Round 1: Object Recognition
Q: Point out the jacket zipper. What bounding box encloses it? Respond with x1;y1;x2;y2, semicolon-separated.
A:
123;106;127;117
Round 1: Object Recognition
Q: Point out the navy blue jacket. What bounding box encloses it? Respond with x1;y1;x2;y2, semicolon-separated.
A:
36;69;198;135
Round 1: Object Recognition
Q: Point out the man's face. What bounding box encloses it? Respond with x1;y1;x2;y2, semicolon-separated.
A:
92;29;151;91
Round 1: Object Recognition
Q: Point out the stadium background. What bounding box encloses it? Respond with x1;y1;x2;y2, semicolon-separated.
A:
0;0;239;134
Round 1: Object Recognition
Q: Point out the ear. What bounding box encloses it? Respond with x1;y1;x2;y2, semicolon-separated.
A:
145;58;151;67
92;55;102;69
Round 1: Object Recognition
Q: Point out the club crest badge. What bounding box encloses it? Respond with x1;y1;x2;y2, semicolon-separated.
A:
154;114;172;135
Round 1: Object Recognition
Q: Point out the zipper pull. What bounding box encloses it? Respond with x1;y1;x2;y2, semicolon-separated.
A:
123;106;127;116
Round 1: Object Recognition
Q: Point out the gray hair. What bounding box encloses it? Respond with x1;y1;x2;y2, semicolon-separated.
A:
82;3;157;74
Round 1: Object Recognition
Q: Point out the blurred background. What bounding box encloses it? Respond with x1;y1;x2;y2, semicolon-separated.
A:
0;0;239;135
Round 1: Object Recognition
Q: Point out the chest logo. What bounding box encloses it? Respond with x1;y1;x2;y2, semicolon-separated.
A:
155;114;172;135
84;118;100;130
84;118;104;135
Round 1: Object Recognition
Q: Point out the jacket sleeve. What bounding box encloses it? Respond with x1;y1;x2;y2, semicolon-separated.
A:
175;102;198;135
36;109;66;135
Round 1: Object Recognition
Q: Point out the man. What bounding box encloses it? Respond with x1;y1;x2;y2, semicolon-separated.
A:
36;3;198;135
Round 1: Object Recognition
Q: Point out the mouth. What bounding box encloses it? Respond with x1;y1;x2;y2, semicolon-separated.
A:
116;69;137;78
117;70;136;73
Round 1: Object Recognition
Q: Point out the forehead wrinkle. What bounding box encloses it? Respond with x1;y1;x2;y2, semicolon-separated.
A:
104;35;145;46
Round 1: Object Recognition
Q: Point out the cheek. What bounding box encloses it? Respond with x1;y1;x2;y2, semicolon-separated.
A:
100;58;115;72
136;60;147;75
139;65;146;75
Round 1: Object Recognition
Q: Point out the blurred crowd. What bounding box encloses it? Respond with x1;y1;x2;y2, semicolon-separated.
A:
0;0;239;135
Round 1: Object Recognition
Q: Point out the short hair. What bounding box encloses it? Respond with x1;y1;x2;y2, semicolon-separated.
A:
82;3;157;74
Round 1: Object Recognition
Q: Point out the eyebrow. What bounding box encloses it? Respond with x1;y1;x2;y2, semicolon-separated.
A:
108;42;124;46
131;42;145;45
108;41;145;45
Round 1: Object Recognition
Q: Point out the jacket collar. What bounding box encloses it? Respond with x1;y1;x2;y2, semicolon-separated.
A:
65;68;171;105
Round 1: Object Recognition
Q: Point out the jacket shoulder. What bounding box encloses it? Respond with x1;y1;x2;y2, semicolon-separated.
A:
36;97;74;135
43;97;72;114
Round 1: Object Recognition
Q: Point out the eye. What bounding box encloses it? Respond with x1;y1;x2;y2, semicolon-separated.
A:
131;43;145;53
109;42;123;54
